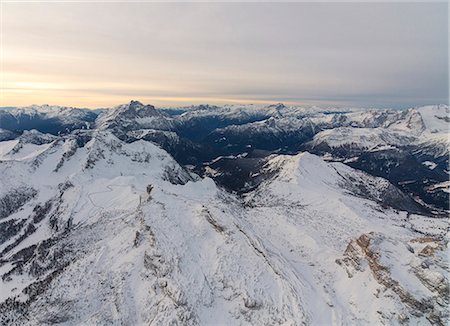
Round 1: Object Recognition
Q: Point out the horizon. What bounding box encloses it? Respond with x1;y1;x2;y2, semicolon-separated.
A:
2;2;448;109
0;99;448;111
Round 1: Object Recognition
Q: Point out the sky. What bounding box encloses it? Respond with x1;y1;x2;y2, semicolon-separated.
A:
1;2;448;109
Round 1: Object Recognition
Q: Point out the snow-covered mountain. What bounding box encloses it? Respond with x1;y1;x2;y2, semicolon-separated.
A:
306;127;416;154
0;105;98;135
244;153;448;324
1;101;447;209
0;101;448;324
96;101;174;135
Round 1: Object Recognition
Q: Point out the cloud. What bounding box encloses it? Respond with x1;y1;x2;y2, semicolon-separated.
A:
2;2;448;108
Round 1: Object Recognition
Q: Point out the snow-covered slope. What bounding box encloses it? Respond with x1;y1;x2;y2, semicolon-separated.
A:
306;105;449;154
207;117;315;152
2;105;95;123
0;105;97;134
0;130;57;161
297;105;449;212
0;102;448;325
417;105;449;135
243;152;449;324
0;132;447;325
307;127;416;153
96;101;174;134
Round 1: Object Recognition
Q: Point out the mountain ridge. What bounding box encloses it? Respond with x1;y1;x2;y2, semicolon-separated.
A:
0;101;448;324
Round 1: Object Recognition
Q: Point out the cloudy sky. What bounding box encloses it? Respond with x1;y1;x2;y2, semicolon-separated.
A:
1;2;448;108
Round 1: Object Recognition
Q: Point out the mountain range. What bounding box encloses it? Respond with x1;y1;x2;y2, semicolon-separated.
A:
0;101;448;325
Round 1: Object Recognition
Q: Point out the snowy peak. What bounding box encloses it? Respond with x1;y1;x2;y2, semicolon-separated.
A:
51;131;192;184
4;104;93;120
307;127;416;153
386;104;449;135
96;101;173;133
16;130;58;145
0;130;58;161
394;108;426;134
243;152;448;324
0;105;97;135
255;152;426;214
264;151;333;184
105;101;160;120
417;105;449;134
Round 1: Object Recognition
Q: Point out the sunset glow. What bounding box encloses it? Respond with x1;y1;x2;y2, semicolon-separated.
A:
1;2;448;108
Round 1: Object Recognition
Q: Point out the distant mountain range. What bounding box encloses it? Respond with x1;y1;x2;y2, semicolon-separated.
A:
0;101;448;324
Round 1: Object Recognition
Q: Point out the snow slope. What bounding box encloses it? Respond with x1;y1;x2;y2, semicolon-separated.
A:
308;127;416;152
0;102;448;325
243;152;449;324
96;101;174;133
417;105;449;135
0;132;447;325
